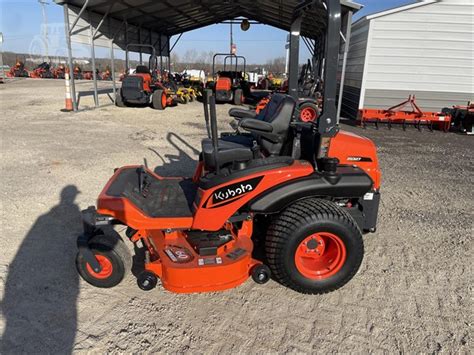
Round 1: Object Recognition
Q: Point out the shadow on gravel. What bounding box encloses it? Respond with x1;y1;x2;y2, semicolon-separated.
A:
152;132;199;177
1;186;82;354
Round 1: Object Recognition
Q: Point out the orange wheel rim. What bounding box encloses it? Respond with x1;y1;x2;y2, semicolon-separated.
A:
294;232;346;280
161;93;167;108
300;107;317;122
86;255;113;279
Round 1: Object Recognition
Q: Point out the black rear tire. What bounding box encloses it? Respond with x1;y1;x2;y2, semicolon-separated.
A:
152;89;165;110
76;229;131;288
265;198;364;294
115;89;125;107
233;88;243;105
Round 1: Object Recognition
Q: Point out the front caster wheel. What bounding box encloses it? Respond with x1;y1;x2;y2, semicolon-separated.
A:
251;264;271;284
76;231;131;288
137;271;158;291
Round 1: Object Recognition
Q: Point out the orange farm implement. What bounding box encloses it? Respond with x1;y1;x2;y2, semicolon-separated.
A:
358;95;451;132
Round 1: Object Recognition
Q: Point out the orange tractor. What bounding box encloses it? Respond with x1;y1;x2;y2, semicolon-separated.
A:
7;60;29;78
29;62;54;79
117;45;176;110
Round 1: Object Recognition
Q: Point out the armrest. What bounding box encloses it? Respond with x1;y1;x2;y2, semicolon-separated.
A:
240;118;273;133
229;108;257;120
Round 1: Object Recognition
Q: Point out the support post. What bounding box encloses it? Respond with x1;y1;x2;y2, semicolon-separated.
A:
110;40;116;104
63;4;77;111
337;10;353;122
288;15;302;100
138;27;142;64
90;16;99;107
318;0;341;137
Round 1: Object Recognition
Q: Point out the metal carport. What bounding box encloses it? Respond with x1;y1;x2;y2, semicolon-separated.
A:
55;0;361;123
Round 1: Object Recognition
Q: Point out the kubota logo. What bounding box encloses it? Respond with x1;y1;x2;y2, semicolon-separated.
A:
206;176;264;208
214;183;254;202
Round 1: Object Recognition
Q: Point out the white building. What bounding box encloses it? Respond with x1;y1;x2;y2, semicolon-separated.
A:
341;0;474;119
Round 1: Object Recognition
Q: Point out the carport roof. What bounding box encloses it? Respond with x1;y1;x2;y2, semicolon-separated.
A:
55;0;362;38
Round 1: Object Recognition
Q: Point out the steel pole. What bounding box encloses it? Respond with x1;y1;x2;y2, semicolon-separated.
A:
288;16;302;100
337;10;353;122
63;4;77;111
90;20;99;107
110;40;116;104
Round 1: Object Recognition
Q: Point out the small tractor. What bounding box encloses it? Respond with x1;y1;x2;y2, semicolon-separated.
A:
7;60;29;78
52;64;66;79
29;62;54;79
117;44;177;110
209;53;246;105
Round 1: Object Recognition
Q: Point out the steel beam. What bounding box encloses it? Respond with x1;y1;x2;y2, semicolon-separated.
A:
89;12;99;107
69;0;90;33
169;33;183;53
316;0;342;160
337;9;352;122
110;39;116;104
288;15;303;100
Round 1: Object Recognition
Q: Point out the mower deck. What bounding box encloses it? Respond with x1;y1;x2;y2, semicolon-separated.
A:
144;226;256;293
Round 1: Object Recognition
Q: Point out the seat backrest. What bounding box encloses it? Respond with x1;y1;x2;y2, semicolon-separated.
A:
135;65;150;74
259;94;287;122
258;94;296;156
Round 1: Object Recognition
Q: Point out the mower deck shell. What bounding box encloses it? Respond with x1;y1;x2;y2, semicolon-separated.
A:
145;227;257;293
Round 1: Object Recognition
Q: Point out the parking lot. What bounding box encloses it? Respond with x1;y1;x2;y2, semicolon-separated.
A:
0;79;472;353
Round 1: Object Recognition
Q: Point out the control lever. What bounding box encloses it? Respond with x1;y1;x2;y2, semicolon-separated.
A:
136;166;150;197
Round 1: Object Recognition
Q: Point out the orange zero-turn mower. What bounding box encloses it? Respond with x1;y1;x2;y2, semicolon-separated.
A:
76;90;381;294
116;44;170;110
76;0;381;294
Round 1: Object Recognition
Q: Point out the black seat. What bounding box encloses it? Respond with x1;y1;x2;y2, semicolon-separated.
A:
201;94;296;170
256;94;296;155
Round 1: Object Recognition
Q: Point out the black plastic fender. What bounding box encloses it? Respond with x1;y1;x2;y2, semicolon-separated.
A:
249;165;373;214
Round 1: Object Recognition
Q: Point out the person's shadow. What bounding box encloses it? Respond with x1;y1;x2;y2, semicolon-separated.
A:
1;185;82;353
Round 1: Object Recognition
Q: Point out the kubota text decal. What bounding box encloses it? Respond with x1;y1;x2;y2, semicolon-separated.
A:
205;176;263;208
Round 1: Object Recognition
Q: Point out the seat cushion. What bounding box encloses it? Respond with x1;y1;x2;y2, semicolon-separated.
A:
202;139;254;170
220;134;254;147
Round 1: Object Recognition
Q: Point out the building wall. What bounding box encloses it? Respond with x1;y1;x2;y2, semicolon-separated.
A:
340;20;370;118
363;0;474;112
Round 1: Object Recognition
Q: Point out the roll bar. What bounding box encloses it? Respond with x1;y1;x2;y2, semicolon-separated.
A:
125;44;157;77
212;53;246;80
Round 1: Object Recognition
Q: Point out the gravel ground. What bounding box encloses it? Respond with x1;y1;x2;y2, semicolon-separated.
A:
0;79;472;353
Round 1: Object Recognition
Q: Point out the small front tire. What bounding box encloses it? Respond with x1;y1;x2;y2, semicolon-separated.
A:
137;271;158;291
76;230;131;288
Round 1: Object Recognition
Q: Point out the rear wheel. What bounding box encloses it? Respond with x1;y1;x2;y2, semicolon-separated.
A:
265;198;364;294
298;102;319;122
115;89;125;107
76;230;131;288
233;88;243;105
152;89;166;110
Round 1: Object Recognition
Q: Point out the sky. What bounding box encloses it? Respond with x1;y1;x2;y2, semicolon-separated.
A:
0;0;416;63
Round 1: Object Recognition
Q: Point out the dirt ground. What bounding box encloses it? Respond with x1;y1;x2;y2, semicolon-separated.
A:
0;79;472;353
